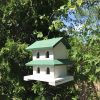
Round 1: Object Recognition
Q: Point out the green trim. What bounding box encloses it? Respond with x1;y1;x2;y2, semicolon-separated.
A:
26;37;63;50
25;59;71;66
27;47;52;50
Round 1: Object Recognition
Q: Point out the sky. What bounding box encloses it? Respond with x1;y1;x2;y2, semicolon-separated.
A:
60;10;87;32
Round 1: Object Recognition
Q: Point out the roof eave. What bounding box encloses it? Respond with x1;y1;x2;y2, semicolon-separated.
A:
26;47;54;51
25;59;72;66
26;64;65;66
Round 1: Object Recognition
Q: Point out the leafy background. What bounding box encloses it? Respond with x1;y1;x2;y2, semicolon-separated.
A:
0;0;100;100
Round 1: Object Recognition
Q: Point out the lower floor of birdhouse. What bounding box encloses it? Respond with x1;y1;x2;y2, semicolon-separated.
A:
24;75;73;86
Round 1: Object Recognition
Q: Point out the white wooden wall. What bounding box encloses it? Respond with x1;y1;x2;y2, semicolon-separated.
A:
32;42;68;60
32;49;54;60
53;42;68;59
30;42;68;82
33;66;54;81
54;65;67;78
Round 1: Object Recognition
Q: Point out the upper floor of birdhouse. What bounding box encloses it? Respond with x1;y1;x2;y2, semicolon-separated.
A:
26;37;69;60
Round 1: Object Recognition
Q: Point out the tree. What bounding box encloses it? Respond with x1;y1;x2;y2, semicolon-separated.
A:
0;0;69;99
56;0;100;99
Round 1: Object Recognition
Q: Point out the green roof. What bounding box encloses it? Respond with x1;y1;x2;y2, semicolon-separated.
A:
25;59;71;66
26;37;63;50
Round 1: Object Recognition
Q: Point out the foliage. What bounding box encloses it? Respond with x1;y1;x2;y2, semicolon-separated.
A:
0;0;100;100
0;39;30;99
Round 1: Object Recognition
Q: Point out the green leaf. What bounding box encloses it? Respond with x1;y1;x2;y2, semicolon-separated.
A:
49;25;54;31
76;0;83;6
96;68;100;73
60;5;65;10
37;32;43;38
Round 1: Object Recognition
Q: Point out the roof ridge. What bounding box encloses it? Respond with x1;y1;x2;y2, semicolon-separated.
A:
32;37;63;44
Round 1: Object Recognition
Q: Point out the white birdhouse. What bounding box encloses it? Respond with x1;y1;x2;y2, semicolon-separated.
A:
24;37;74;86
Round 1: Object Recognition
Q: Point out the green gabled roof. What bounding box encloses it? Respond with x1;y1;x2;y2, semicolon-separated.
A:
26;37;63;50
25;59;71;66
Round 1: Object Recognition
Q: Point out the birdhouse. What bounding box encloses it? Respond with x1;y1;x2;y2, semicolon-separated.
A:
24;37;74;86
